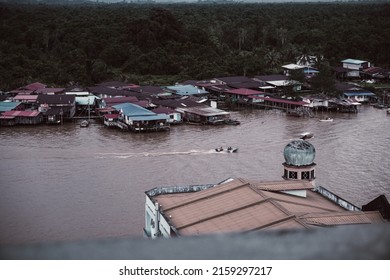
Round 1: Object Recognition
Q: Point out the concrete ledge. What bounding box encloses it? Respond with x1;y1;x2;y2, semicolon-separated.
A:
1;224;389;260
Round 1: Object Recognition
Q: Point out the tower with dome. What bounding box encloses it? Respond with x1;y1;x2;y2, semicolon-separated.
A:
282;139;316;186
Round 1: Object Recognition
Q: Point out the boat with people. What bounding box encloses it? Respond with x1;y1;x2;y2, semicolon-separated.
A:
299;132;314;140
215;147;239;153
320;117;333;122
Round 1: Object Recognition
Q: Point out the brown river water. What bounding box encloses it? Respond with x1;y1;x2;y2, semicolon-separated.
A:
1;105;389;245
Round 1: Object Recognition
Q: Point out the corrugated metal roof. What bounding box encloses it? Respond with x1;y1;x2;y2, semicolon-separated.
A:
150;178;385;237
152;106;175;114
179;106;230;117
130;114;168;121
225;88;264;96
75;96;98;105
215;76;254;84
254;75;288;82
113;102;155;117
250;180;314;191
23;82;46;91
0;101;22;112
301;212;378;226
2;110;41;117
12;95;38;101
165;85;208;95
36;95;75;104
342;59;368;64
103;96;138;105
9;89;34;95
88;86;135;97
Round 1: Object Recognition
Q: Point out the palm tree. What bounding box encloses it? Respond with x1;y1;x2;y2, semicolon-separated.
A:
265;49;281;73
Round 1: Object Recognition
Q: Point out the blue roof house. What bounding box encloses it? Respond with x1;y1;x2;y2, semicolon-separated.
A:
341;59;371;78
164;85;208;96
113;103;170;132
343;90;376;103
0;101;23;113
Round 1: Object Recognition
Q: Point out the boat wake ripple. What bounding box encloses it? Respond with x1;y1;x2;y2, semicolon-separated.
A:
94;149;225;159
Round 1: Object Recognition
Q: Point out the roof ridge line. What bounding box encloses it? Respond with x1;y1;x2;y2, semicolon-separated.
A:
163;179;251;212
245;215;309;232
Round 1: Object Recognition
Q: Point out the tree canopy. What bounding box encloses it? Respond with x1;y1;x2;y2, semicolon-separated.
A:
1;2;389;90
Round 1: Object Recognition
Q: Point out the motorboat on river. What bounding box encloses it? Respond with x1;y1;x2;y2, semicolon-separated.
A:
299;132;314;140
320;117;333;122
80;120;89;127
215;147;239;153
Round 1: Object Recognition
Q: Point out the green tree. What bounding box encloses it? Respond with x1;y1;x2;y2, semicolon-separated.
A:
310;60;335;95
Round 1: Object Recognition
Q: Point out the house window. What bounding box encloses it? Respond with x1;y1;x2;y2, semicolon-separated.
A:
284;169;288;178
302;171;310;180
289;171;297;179
311;170;315;179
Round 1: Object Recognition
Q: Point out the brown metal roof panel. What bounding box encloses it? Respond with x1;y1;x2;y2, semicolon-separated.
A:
363;211;386;222
250;180;314;191
265;190;346;212
277;200;341;215
166;187;266;228
253;218;310;231
301;212;375;226
177;201;290;235
154;178;251;211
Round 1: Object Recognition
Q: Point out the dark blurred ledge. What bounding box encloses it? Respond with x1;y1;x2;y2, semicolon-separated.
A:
1;224;389;260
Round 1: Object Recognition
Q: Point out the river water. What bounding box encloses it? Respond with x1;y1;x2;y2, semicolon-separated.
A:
1;105;389;245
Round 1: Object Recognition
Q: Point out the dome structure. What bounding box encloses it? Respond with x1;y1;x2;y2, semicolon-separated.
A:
284;140;315;166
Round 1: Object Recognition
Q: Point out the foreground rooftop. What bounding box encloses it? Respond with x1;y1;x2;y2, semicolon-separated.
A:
147;178;385;237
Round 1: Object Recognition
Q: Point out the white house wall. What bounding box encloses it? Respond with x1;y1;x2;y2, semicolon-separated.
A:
159;216;172;238
343;63;361;70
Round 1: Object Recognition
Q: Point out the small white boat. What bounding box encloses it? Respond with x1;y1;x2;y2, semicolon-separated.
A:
80;120;89;127
299;132;314;140
215;147;238;153
320;117;333;122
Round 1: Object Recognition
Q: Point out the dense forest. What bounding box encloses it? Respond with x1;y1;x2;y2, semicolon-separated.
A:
1;2;390;90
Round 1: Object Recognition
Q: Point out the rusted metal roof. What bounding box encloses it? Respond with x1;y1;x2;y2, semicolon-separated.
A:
225;88;264;96
12;95;38;102
23;82;46;91
300;212;384;226
2;110;41;117
150;178;385;236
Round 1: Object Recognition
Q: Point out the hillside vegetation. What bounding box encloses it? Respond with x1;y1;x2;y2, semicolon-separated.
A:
1;2;389;89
